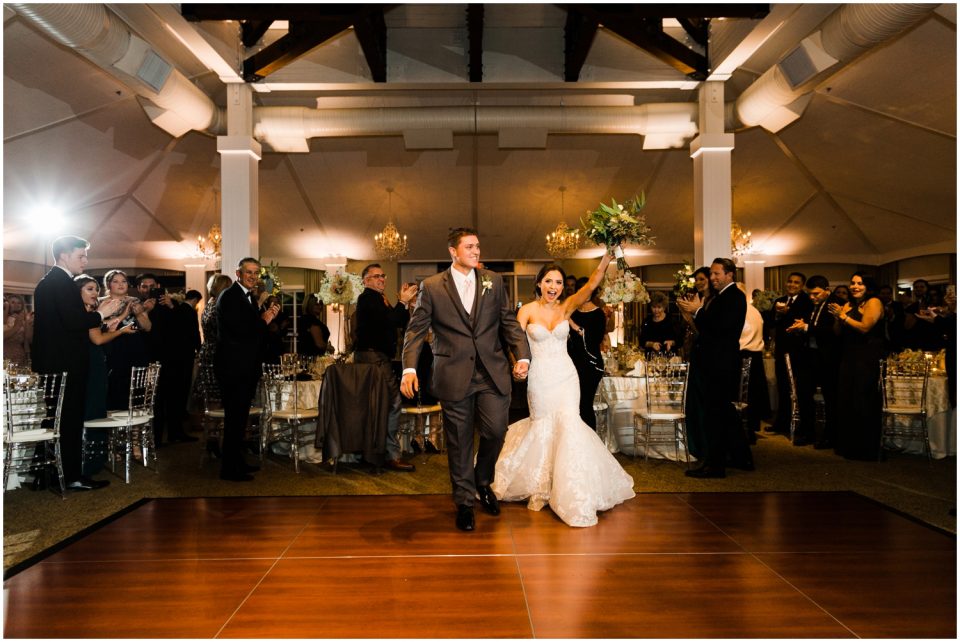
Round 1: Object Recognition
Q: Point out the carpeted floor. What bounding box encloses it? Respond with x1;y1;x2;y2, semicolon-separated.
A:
4;426;956;573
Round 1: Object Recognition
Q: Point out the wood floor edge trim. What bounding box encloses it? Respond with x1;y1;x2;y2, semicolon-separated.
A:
3;497;154;581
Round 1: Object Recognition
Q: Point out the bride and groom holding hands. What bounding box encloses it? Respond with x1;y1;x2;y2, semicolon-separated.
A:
400;227;635;531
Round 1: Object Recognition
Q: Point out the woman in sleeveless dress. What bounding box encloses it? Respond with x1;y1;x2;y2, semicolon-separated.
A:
493;249;635;527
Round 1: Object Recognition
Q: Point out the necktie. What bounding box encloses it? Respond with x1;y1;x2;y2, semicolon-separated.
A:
788;296;795;306
461;277;474;314
811;302;824;327
248;291;257;308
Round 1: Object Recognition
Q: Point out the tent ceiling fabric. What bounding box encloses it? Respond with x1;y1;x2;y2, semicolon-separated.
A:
3;3;955;271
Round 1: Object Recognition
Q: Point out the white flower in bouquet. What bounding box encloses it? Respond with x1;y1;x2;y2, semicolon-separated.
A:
315;270;364;306
601;270;650;306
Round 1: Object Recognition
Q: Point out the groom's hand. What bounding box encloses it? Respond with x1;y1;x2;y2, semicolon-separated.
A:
513;361;528;380
400;372;419;399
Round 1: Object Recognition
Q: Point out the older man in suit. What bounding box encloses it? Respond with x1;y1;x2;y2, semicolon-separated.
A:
215;257;280;482
401;228;531;531
32;235;122;490
678;257;752;478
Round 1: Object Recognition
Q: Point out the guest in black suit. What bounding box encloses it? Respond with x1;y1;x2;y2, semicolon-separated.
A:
787;275;842;449
771;272;813;439
147;284;202;446
32;236;123;490
353;263;419;472
677;258;752;478
214;257;281;482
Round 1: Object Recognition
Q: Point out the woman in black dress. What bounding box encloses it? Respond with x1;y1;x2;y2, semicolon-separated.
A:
679;267;712;459
829;272;884;460
567;280;610;430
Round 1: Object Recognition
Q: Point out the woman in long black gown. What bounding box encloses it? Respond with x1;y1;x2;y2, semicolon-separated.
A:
829;273;884;460
679;267;712;459
567;282;609;431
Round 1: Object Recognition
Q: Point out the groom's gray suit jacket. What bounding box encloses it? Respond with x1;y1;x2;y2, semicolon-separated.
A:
402;267;530;400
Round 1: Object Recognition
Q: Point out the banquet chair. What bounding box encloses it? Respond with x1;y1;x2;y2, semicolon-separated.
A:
879;360;931;461
633;361;690;465
261;369;319;473
732;356;752;440
3;371;68;497
783;353;801;443
197;363;225;466
593;387;609;443
82;363;161;484
399;391;443;462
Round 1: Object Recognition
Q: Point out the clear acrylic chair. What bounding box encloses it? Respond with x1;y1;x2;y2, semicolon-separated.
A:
83;363;161;483
261;369;319;473
3;371;68;497
879;359;931;461
733;356;752;440
399;390;443;462
633;361;690;465
197;363;225;465
784;353;801;443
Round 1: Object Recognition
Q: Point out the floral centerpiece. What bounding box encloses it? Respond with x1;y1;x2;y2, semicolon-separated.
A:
259;261;283;295
581;193;655;270
611;343;643;372
601;269;650;306
673;261;695;296
315;270;364;307
751;289;781;312
891;348;946;374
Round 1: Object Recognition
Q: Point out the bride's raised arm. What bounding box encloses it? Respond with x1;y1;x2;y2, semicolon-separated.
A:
564;249;613;316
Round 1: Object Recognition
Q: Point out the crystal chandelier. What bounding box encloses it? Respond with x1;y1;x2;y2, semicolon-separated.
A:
374;187;408;260
731;220;753;258
196;189;222;262
545;186;581;259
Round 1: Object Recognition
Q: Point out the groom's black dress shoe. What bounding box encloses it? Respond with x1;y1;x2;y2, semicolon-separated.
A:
456;505;475;531
685;465;726;479
477;485;500;516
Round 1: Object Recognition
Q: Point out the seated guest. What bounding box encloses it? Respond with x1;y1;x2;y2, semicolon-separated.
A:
353;263;419;472
299;297;330;356
3;294;33;368
100;270;153;409
640;292;678;353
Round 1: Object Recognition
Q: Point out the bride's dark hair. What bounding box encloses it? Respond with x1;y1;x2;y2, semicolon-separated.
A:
534;264;566;298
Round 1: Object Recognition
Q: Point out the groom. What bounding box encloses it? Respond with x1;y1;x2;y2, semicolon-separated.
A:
401;228;531;531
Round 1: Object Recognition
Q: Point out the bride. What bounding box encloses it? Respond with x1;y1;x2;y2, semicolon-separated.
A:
493;248;635;527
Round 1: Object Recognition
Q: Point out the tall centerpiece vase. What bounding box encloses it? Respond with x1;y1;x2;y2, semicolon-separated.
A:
315;269;364;364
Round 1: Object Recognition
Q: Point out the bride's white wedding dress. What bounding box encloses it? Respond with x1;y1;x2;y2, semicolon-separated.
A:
492;320;635;527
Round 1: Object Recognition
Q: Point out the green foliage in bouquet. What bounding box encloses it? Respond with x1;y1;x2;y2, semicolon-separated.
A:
581;193;655;270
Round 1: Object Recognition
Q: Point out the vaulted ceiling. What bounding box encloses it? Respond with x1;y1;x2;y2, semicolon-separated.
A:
3;3;956;273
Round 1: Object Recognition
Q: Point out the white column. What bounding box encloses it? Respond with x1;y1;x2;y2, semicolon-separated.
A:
182;262;208;295
743;259;766;300
690;81;735;268
217;84;260;275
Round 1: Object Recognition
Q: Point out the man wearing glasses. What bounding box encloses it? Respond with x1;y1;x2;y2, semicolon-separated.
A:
354;264;419;472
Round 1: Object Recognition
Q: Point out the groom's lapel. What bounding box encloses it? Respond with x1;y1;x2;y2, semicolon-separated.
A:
443;270;472;328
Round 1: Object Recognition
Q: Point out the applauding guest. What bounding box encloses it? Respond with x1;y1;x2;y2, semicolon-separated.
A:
215;258;281;482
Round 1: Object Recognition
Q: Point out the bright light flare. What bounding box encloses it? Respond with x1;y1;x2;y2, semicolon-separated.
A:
27;204;65;234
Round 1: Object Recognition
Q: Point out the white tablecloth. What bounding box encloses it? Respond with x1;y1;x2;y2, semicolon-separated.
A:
269;378;324;462
885;375;955;459
598;375;692;461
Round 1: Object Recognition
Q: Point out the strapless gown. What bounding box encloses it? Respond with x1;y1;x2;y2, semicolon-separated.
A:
492;321;635;527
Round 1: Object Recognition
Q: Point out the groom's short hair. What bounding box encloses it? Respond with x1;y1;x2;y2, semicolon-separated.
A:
448;227;478;248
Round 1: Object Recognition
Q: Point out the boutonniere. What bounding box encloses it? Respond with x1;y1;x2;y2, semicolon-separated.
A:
480;275;493;296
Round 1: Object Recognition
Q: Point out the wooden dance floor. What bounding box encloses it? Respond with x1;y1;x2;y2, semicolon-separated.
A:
3;492;955;638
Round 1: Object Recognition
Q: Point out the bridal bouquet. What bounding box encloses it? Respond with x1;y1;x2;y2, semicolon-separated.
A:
673;261;695;296
601;269;650;306
581;193;655;270
315;270;364;306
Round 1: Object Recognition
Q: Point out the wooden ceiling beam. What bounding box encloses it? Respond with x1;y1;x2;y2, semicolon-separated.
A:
353;8;388;82
467;4;484;83
242;19;352;82
240;20;273;48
